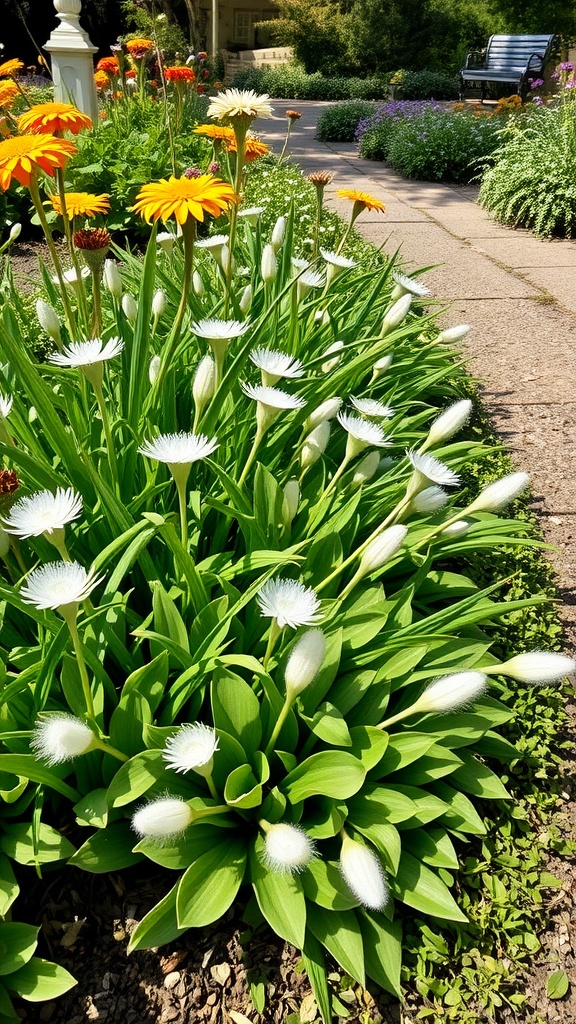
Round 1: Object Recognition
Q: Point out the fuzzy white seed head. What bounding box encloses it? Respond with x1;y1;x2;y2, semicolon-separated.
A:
340;834;388;910
426;400;472;447
122;293;138;324
437;324;471;344
441;519;471;538
467;472;530;513
414;671;488;714
492;652;576;685
163;722;219;775
131;797;194;839
358;525;407;576
305;397;342;432
31;715;95;764
103;259;122;299
301;421;331;469
382;293;411;331
261;243;277;283
36;299;61;343
263;823;316;873
284;628;327;696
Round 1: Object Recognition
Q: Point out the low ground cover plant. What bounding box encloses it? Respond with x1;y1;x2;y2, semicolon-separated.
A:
231;63;389;100
0;82;573;1023
316;101;376;142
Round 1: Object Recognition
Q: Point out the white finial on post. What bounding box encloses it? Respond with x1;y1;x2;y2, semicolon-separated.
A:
44;0;99;123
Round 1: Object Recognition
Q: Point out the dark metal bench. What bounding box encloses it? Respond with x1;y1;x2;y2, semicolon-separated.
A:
459;34;556;101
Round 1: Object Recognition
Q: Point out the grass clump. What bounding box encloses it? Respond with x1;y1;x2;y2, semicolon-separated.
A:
316;101;376;142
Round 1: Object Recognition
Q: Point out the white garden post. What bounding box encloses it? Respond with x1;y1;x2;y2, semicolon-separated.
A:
44;0;99;123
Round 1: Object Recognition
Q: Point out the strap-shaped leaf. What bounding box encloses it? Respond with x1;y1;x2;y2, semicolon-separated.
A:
176;838;247;928
307;904;366;986
359;910;402;998
392;851;467;922
250;836;306;948
282;751;365;803
69;823;143;873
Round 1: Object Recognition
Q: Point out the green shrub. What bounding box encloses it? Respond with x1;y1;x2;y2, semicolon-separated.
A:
402;70;459;100
478;104;576;237
386;109;502;182
230;63;388;100
316;101;376;142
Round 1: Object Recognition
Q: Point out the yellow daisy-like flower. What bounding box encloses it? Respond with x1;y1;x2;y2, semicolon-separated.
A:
17;102;92;136
0;134;77;190
132;175;237;225
337;189;386;213
0;81;19;109
94;70;110;91
193;124;235;142
125;38;153;55
51;192;111;218
0;59;24;79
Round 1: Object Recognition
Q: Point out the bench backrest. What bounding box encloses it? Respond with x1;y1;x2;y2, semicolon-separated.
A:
485;34;555;70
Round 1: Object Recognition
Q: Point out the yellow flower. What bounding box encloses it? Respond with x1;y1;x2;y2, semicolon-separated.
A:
51;192;111;218
17;102;92;136
227;133;270;161
125;38;154;55
132;175;237;225
0;81;19;109
337;189;386;214
0;134;77;190
0;59;24;79
193;124;235;142
94;70;110;90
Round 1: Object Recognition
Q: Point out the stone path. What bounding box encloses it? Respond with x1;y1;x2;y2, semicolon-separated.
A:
259;100;576;645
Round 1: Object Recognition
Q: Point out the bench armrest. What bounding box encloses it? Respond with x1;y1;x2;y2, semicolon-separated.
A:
464;49;486;69
526;52;545;71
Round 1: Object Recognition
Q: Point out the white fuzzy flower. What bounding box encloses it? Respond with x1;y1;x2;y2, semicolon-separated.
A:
103;259;122;299
382;293;411;332
261;243;277;283
358;524;408;576
412;671;488;714
271;215;286;252
138;432;218;466
53;266;90;288
350;397;394;420
340;834;388;910
250;348;304;386
36;299;61;343
410;485;449;513
337;412;391;459
0;393;13;419
425;400;472;447
321;340;344;374
163;723;219;776
285;628;326;696
49;337;124;369
131;797;194;839
3;488;82;538
392;270;431;297
207;88;273;122
297;269;325;303
407;451;460;490
263;823;316;873
305;397;342;432
194;233;229;253
352;450;380;486
441;519;471;538
301;421;331;469
257;578;322;629
31;714;95;764
291;256;310;272
241;382;305;414
192;318;249;342
437;324;471;344
487;652;576;685
238;206;265;224
467;472;529;513
321;248;357;285
21;560;104;610
121;294;138;324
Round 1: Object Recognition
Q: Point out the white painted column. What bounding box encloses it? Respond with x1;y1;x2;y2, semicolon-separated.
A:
211;0;219;63
44;0;99;123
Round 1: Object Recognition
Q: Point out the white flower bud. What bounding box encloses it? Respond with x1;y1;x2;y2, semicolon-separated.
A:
131;797;194;839
263;822;316;873
321;340;344;373
305;397;342;432
261;243;277;283
411;671;487;715
437;324;470;344
370;353;393;382
149;354;161;384
220;245;232;275
284;628;326;697
271;215;286;252
441;519;471;538
282;479;300;526
152;289;166;319
192;355;216;416
103;259;122;300
486;651;576;684
358;525;407;577
239;283;253;314
192;270;205;297
121;293;138;325
425;400;472;447
467;472;530;514
9;223;21;242
301;421;331;469
340;833;388;910
36;299;61;344
382;293;411;333
31;714;95;765
352;450;380;486
157;231;175;255
410;485;449;513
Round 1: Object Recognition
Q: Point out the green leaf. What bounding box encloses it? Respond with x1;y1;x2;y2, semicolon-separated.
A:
176;838;247;927
0;857;18;917
349;822;401;876
375;733;437;776
547;970;570;1000
432;781;487;835
120;652;169;714
211;668;262;754
301;858;359;911
347;785;416;826
302;931;332;1024
151;581;190;657
0;755;79;802
359;910;402;998
307;905;365;986
450;749;511;800
282;752;365;803
224;764;263;809
392;851;467;922
299;702;351;747
127;883;186;953
134;823;230;870
394;744;464;785
0;924;38;976
74;789;109;829
4;958;76;1001
69;823;144;873
0;823;75;866
108;693;150;757
250;836;306;948
106;750;167;808
403;828;459;870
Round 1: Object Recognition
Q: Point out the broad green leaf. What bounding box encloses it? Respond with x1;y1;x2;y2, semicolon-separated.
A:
359;910;402;998
403;828;459;870
250;836;306;948
304;798;347;840
347;785;416;827
282;752;365;803
108;693;150;757
299;702;351;747
151;581;190;657
106;750;168;808
394;745;464;785
0;924;38;976
0;857;18;917
0;756;79;802
392;851;467;922
547;970;569;1000
432;781;487;835
307;905;365;986
4;958;76;1001
134;823;230;869
176;838;247;927
127;883;186;952
120;652;169;714
69;823;144;873
302;931;332;1024
415;713;495;748
0;823;75;866
375;733;437;776
450;749;511;800
224;764;263;809
211;669;262;754
350;822;401;876
386;784;449;829
347;726;389;770
301;858;360;911
74;789;109;829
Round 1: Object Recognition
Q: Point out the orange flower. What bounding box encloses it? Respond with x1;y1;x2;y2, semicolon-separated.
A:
336;188;386;214
0;81;19;109
193;124;235;142
227;134;270;161
132;174;237;225
51;191;111;218
18;102;92;136
0;59;24;79
125;38;153;56
0;134;77;189
125;69;137;81
94;70;110;90
96;56;120;75
165;66;196;83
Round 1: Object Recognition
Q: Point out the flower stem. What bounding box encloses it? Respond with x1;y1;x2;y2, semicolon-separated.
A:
152;217;196;396
28;174;77;339
93;379;120;495
237;425;265;487
93;737;129;761
55;167;90;333
206;773;219;800
262;617;281;671
316;494;411;594
175;477;189;550
264;692;292;758
62;608;95;720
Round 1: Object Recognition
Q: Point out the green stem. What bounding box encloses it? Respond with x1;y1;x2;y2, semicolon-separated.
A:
93;379;120;494
206;773;219;800
376;707;415;731
262;618;281;671
46;529;71;562
93;737;129;761
175;477;189;550
91;270;103;339
28;174;77;339
316;455;351;503
224;123;246;317
62;610;95;720
264;692;293;758
316;494;411;594
238;425;265;487
278;122;292;164
151;218;196;397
